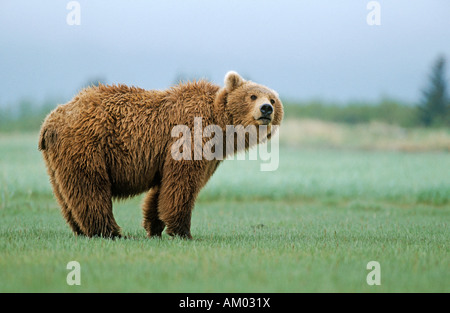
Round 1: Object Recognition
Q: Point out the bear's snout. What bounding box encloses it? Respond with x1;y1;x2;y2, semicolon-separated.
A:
259;104;273;117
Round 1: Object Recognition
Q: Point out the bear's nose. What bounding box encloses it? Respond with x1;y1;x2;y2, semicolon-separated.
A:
260;104;273;116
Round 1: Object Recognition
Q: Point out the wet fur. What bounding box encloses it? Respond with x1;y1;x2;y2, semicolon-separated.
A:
38;72;283;239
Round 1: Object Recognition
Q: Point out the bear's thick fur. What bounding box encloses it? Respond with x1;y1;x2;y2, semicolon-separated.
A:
38;71;283;239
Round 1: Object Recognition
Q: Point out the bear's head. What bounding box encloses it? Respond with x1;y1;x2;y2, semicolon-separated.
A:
219;71;283;130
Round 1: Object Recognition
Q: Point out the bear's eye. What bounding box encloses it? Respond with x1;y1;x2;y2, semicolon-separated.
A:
270;99;275;105
250;95;257;101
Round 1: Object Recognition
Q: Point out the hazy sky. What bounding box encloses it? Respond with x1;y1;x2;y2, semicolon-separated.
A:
1;0;449;106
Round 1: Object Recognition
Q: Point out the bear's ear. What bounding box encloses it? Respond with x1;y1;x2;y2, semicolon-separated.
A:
224;71;245;92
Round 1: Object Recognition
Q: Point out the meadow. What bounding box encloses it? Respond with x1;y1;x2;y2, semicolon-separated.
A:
0;126;449;293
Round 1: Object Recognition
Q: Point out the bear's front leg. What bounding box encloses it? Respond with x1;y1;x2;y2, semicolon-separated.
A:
157;158;206;239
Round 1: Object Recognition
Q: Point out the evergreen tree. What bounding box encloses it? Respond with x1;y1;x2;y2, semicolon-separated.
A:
418;56;449;127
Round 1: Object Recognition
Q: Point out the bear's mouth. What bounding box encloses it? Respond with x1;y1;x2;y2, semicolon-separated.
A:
257;117;272;125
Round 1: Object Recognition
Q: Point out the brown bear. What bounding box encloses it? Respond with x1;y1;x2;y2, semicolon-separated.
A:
38;71;283;239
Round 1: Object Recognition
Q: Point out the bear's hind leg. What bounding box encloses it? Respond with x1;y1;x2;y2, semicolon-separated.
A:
61;172;122;238
142;186;165;238
49;169;83;235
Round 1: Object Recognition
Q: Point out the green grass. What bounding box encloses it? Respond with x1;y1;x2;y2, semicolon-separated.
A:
0;133;449;292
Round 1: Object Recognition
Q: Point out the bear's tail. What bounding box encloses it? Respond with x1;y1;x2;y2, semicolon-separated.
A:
38;125;57;151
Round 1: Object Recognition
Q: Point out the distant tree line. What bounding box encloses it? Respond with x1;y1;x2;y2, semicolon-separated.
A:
0;77;106;132
0;99;56;132
282;98;419;127
0;58;449;132
284;55;450;128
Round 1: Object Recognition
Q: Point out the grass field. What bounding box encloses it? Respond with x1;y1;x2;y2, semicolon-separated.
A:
0;128;449;293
